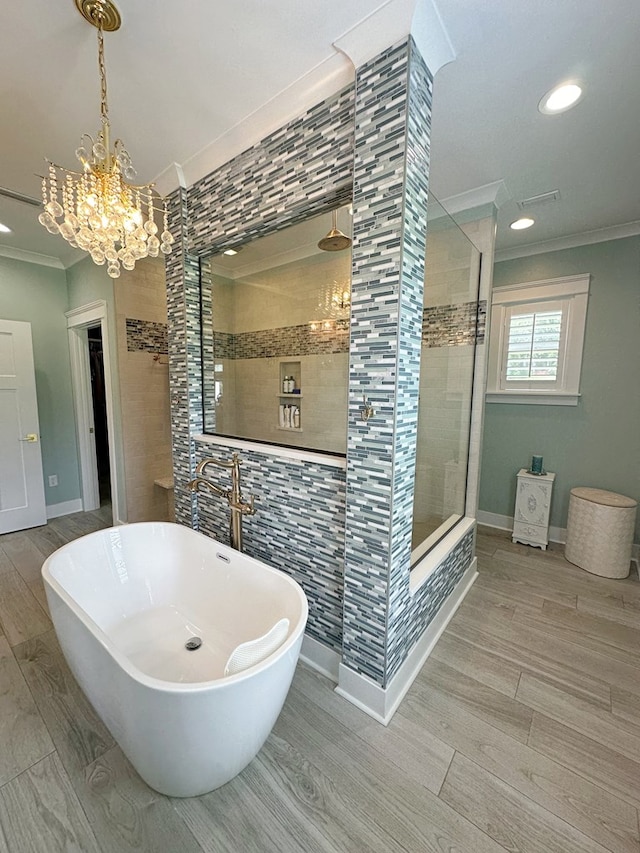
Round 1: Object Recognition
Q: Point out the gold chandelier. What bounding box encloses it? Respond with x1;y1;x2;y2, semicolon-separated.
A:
39;0;173;277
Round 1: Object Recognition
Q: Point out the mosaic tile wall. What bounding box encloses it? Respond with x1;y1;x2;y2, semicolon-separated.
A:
200;260;216;436
422;299;487;348
342;38;437;687
187;88;355;255
194;440;346;652
166;187;200;526
125;318;168;353
407;527;474;644
166;37;477;691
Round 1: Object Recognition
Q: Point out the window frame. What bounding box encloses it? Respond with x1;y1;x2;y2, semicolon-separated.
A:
486;273;590;406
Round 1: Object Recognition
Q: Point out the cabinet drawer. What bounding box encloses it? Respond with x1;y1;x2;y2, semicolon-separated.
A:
512;520;548;545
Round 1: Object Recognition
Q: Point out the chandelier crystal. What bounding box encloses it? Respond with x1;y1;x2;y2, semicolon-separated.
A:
39;0;173;277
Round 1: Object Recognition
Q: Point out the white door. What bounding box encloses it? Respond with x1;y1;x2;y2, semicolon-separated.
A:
0;319;47;533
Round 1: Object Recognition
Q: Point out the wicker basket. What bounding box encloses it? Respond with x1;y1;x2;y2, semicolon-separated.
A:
565;487;637;578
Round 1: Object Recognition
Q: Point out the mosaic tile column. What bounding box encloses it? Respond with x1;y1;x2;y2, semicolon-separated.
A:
342;38;432;688
165;187;201;526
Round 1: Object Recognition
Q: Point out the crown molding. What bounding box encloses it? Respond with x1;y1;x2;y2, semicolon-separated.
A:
0;244;64;269
410;0;456;77
154;163;186;197
334;0;455;77
440;180;510;216
495;219;640;262
154;52;353;197
155;1;456;196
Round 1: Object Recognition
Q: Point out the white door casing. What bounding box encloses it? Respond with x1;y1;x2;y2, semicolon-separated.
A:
68;326;100;511
66;299;122;523
0;319;47;533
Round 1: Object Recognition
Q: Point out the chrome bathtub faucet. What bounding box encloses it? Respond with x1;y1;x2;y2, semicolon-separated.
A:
187;453;256;551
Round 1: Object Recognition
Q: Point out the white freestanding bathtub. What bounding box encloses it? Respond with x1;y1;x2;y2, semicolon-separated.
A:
42;522;308;797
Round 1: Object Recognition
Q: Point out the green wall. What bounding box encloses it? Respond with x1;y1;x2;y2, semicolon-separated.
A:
479;235;640;542
0;256;81;507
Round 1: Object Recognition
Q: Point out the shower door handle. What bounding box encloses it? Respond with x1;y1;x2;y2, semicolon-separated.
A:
19;433;38;442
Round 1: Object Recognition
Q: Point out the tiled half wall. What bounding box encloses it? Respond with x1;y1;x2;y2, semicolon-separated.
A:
194;440;346;653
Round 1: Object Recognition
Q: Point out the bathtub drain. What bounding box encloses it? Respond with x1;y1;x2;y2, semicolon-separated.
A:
185;637;202;651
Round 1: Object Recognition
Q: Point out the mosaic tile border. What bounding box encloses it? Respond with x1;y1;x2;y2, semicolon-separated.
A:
125;318;168;353
212;322;349;361
422;299;487;348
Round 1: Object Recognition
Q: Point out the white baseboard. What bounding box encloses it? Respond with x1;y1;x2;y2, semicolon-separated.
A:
46;499;83;519
300;633;341;682
335;558;478;725
478;510;640;577
478;511;639;569
477;510;567;544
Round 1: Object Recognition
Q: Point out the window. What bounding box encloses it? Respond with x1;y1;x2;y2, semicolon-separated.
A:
486;273;590;405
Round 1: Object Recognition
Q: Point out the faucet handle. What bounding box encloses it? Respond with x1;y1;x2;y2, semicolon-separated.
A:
231;494;256;515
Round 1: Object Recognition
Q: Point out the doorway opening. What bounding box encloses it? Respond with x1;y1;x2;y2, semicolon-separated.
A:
87;326;111;508
67;299;122;525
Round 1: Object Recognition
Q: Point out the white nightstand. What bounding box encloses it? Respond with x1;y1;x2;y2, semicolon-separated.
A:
512;468;556;550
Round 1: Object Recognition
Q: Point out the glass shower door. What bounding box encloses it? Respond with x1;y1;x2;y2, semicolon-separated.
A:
411;193;482;563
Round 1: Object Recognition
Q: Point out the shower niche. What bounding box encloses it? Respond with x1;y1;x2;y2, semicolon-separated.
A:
278;361;302;432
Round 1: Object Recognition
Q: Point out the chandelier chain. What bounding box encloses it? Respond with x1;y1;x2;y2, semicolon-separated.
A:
97;22;109;128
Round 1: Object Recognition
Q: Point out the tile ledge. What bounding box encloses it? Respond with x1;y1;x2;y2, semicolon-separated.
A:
193;434;346;469
154;477;174;490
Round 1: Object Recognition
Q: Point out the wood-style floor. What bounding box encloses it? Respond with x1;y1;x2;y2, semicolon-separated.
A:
0;514;639;852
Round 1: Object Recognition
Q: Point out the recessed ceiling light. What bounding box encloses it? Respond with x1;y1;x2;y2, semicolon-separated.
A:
539;82;583;115
0;222;11;233
223;248;240;256
510;217;535;231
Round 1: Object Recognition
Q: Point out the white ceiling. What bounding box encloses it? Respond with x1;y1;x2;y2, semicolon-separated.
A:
1;0;639;268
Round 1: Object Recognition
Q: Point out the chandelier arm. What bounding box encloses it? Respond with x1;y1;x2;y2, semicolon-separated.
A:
40;162;86;179
41;164;168;206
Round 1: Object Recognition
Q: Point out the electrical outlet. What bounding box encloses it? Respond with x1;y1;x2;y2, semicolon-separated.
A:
48;474;58;487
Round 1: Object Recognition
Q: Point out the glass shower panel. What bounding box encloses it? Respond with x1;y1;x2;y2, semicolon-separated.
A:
411;193;481;562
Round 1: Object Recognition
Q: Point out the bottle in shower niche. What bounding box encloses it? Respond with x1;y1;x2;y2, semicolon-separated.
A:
292;405;300;429
284;404;292;429
278;404;285;428
282;376;289;394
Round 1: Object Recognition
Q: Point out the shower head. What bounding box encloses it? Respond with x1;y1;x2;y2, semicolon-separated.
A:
317;210;351;252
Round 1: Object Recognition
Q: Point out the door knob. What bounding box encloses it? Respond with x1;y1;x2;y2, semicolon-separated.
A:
19;433;38;443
